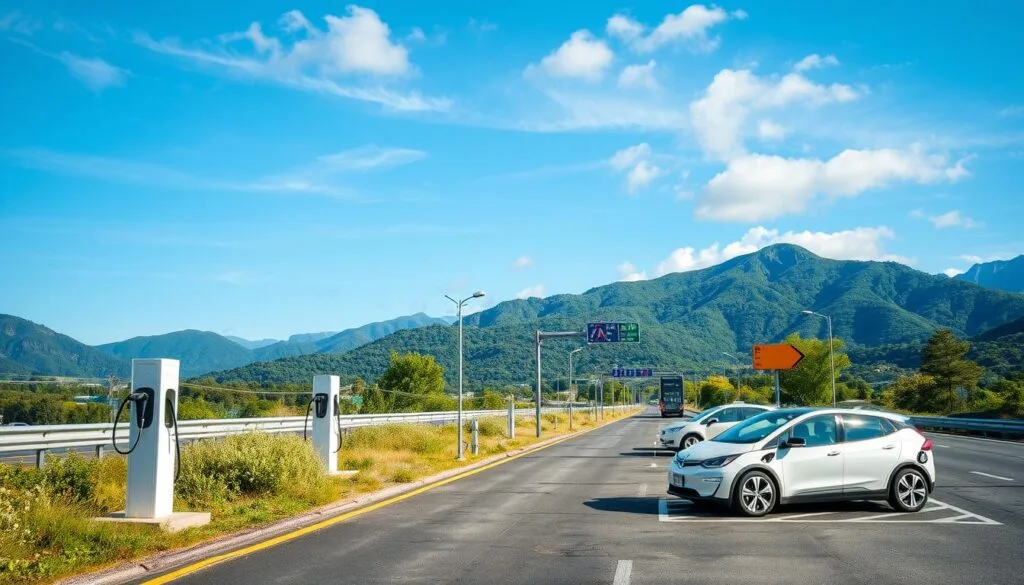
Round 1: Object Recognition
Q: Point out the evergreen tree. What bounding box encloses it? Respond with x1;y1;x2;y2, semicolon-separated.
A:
919;330;984;414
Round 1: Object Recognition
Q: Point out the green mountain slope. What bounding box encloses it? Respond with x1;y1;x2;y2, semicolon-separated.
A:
97;330;254;378
0;314;129;377
956;255;1024;292
205;244;1024;387
316;313;452;353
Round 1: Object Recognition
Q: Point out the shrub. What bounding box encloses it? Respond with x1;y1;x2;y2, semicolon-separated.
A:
475;417;507;438
176;433;329;507
343;424;448;455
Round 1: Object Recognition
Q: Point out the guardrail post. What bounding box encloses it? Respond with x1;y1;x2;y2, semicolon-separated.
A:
95;444;104;459
471;420;479;456
35;449;44;469
507;400;515;438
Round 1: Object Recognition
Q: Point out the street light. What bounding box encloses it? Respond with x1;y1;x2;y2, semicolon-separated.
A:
802;310;836;407
445;290;486;460
722;352;741;401
568;347;585;431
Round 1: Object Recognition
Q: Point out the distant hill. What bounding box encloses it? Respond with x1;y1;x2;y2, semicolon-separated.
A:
956;255;1024;292
89;314;453;378
316;313;451;353
287;331;339;344
0;314;128;378
224;336;280;350
206;244;1024;387
98;330;255;378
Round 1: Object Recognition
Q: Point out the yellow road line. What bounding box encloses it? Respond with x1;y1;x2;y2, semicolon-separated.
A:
142;413;635;584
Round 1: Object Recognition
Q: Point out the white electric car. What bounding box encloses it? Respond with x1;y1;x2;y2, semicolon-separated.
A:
659;403;775;450
666;407;936;517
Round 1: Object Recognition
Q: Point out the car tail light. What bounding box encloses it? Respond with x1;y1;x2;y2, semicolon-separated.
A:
913;427;932;451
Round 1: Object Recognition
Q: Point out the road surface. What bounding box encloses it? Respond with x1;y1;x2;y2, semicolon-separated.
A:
125;409;1024;583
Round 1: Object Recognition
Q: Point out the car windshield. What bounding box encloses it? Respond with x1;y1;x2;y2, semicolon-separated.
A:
713;411;806;444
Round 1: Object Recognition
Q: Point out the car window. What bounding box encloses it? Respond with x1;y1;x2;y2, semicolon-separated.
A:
714;407;741;423
741;407;765;419
779;415;838;447
841;414;887;442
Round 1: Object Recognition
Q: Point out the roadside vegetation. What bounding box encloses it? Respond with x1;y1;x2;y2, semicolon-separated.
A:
0;407;640;584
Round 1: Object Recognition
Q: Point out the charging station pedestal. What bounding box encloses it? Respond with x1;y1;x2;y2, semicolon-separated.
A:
312;375;343;475
94;358;210;533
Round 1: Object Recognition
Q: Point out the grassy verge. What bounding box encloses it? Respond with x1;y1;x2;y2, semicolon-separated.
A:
0;407;641;584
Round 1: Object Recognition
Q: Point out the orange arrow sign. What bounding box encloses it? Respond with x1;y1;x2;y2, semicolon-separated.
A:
752;344;805;370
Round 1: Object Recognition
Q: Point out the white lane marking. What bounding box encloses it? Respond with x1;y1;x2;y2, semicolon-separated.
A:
649;462;658;468
935;444;950;448
637;483;648;497
658;498;1002;525
970;471;1014;481
613;560;633;585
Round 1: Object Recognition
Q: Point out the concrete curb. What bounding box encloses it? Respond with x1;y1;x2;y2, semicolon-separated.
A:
56;409;643;585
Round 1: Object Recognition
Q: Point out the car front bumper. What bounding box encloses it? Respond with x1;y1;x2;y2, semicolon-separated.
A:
667;459;730;500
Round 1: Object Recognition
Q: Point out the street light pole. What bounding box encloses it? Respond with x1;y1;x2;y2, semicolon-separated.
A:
446;290;486;460
802;310;836;407
569;347;585;431
722;352;741;402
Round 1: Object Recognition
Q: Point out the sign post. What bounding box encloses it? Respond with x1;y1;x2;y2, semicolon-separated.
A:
753;344;805;407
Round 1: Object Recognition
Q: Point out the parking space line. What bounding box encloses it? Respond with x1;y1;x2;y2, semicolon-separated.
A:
970;471;1013;481
613;560;632;585
636;483;648;497
657;498;1002;525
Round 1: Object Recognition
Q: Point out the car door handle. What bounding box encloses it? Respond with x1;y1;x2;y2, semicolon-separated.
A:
882;444;896;450
827;451;841;456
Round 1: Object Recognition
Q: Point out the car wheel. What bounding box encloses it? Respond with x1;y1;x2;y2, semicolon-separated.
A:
681;434;702;449
733;471;777;517
888;467;928;512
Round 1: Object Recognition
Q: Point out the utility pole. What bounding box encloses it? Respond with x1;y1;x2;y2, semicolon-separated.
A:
107;374;119;424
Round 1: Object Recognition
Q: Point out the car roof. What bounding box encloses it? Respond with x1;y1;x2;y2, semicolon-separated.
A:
769;406;909;422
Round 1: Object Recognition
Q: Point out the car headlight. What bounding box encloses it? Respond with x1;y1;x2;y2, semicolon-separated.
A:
700;454;741;468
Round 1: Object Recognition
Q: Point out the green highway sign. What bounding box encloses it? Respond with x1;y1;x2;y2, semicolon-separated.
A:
587;322;640;343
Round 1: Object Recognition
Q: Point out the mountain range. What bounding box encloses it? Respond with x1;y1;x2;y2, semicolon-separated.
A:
205;244;1024;388
955;255;1024;292
0;313;452;379
4;244;1024;384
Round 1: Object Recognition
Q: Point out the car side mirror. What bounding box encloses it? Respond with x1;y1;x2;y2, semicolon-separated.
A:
704;418;719;426
781;436;806;448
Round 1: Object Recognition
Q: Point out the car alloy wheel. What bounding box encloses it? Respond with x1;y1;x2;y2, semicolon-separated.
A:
889;468;928;512
734;471;776;517
682;435;701;449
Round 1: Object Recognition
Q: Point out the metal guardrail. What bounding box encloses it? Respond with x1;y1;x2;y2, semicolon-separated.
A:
909;415;1024;438
0;405;642;465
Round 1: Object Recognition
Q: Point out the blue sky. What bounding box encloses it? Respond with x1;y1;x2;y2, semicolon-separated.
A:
2;1;1023;345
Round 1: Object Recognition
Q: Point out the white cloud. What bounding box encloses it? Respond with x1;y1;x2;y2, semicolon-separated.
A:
136;6;450;112
942;268;964;277
618;60;658;90
929;210;983;229
310;145;428;171
527;30;613;82
956;254;984;265
606;14;644;41
998;105;1024;117
609;5;748;54
654;226;912;276
610;143;652;170
690;67;861;161
757;119;786;141
626;160;663;193
617;261;648;282
696;144;971;222
793;53;840;72
515;284;545;299
3;145;425;198
55;52;129;91
0;11;40;35
512;90;689;132
608;143;665;193
513;255;533;268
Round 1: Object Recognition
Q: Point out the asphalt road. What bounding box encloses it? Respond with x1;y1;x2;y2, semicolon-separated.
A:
129;409;1023;584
